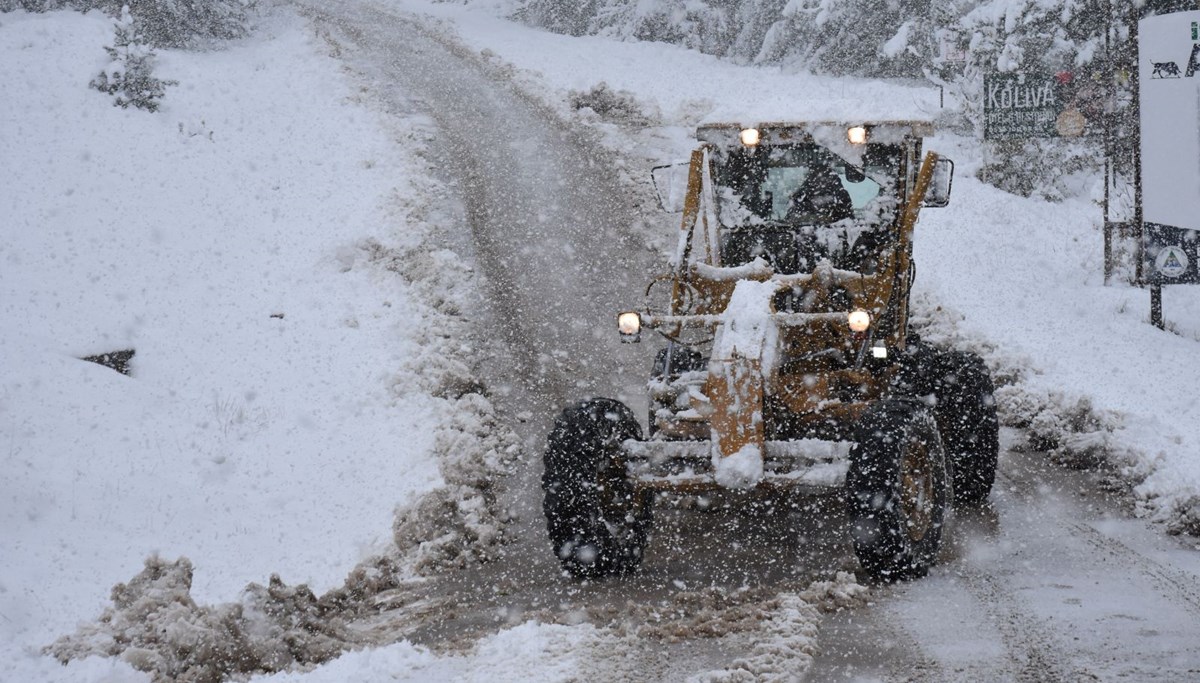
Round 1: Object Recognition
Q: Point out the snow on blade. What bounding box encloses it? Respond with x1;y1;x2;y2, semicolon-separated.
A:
709;279;779;489
713;443;765;490
711;279;781;377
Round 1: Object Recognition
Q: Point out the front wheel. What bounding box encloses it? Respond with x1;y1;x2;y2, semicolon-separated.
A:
934;351;999;508
846;399;949;581
543;398;652;579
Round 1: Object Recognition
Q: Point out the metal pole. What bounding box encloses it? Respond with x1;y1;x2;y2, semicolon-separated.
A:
1151;283;1164;329
1132;6;1145;285
1104;0;1113;284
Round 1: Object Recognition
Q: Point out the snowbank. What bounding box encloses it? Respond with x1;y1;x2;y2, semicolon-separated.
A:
911;159;1200;533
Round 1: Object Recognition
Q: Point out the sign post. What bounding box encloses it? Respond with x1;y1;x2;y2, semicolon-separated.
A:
1138;10;1200;328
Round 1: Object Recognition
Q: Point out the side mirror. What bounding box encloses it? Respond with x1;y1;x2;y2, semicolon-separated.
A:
924;157;954;208
651;162;690;213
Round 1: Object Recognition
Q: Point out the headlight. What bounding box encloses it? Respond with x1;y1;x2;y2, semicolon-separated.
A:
847;309;871;333
617;312;642;342
847;125;868;145
739;128;761;147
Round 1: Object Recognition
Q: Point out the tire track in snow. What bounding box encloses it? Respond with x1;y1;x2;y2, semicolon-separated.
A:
949;563;1094;682
808;439;1200;681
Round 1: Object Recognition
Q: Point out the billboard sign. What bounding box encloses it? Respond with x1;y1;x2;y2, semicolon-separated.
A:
984;71;1100;140
984;72;1060;139
1139;11;1200;284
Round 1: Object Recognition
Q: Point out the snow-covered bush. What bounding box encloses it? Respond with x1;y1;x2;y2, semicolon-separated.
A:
976;137;1104;200
90;6;176;112
98;0;257;48
1;0;257;48
569;81;658;125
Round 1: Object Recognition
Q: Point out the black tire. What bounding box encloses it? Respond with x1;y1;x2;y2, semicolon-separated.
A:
846;399;949;581
543;398;652;579
933;351;999;507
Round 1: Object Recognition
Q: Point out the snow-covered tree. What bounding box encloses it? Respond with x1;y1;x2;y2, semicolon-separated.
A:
108;0;257;48
90;6;177;112
1;0;257;48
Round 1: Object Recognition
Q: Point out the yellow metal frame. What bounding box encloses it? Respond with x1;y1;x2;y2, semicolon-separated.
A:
650;137;942;461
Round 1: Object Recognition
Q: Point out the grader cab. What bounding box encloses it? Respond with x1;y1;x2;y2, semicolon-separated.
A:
542;121;999;581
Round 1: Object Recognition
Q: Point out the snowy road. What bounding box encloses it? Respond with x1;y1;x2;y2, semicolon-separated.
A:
296;0;658;562
809;431;1200;681
300;3;1200;681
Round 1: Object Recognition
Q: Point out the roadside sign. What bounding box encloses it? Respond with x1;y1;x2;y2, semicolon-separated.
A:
1144;223;1199;284
1139;11;1200;286
983;71;1104;140
984;72;1059;139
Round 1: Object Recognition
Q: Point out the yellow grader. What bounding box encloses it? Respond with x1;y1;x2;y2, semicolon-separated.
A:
542;121;998;581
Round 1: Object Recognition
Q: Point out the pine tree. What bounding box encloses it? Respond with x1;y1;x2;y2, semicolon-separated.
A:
90;6;177;112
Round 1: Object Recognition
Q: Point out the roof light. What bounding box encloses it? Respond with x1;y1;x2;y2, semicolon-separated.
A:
739;128;761;147
847;126;868;145
848;309;871;333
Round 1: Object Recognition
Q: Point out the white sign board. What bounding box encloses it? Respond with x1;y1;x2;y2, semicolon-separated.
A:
1139;11;1200;234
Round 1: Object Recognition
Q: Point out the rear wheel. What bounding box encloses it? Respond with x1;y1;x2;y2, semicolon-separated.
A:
934;351;999;507
543;398;652;579
846;399;949;581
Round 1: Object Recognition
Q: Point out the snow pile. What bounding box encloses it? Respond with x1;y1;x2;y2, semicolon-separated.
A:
47;557;352;681
907;168;1200;534
711;280;781;371
391;391;517;573
354;226;519;575
693;573;869;681
254;621;607;682
713;443;765;490
693;593;821;682
568;81;659;126
49;556;606;683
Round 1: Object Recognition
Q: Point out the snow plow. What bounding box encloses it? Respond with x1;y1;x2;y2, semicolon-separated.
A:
543;121;998;581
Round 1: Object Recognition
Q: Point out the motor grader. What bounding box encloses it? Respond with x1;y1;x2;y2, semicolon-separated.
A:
543;121;998;581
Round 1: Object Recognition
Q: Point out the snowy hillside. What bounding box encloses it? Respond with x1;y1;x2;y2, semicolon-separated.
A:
1;7;511;681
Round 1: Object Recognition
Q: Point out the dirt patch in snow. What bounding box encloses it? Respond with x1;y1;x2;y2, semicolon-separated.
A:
604;572;868;642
